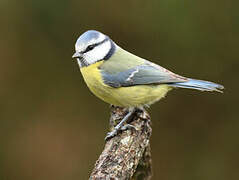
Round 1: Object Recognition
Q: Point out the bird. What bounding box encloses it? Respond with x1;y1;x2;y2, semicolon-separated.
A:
72;30;224;140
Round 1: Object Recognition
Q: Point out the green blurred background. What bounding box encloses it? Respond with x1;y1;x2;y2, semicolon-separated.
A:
0;0;238;179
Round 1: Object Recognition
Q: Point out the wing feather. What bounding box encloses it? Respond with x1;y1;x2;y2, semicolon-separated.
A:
100;47;188;88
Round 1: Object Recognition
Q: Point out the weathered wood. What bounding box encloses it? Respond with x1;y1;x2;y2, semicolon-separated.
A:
132;145;152;180
89;107;152;180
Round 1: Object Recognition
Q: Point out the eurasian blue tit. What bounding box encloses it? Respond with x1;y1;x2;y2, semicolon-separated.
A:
72;30;224;139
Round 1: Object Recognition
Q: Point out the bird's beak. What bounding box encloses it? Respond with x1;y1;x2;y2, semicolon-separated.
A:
72;52;81;58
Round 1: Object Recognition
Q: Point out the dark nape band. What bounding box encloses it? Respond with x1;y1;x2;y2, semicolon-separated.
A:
104;39;116;60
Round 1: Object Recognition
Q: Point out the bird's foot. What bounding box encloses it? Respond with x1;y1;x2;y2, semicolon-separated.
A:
104;124;137;140
120;124;137;131
105;130;118;140
105;108;136;141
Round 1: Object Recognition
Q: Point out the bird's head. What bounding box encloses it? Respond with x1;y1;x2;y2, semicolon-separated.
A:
72;30;116;68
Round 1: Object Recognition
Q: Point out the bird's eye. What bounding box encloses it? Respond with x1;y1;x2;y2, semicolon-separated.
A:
86;45;95;52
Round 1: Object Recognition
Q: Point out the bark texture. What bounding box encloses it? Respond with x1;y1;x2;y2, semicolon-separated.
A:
89;107;152;180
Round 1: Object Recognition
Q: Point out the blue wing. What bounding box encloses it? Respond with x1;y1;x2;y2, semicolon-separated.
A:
99;47;224;92
100;61;187;88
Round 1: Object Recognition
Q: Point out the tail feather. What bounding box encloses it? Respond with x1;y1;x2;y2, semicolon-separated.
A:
168;78;224;93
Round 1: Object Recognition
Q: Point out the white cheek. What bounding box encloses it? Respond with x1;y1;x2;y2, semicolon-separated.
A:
83;41;111;64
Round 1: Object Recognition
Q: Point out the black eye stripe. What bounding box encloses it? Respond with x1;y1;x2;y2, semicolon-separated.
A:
82;37;109;54
85;44;95;52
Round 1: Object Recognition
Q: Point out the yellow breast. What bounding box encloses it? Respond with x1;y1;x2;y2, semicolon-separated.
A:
80;61;172;107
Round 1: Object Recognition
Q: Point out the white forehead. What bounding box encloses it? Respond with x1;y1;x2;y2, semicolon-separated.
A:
75;30;106;52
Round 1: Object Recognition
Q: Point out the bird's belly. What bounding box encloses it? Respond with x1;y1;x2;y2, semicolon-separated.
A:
80;62;172;107
110;85;171;107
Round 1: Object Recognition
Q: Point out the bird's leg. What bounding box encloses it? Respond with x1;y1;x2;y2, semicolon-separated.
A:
105;108;136;140
120;107;151;132
120;108;145;130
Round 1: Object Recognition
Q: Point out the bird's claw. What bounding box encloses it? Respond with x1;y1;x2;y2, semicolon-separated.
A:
104;124;137;141
121;124;137;131
105;129;118;140
105;108;136;141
